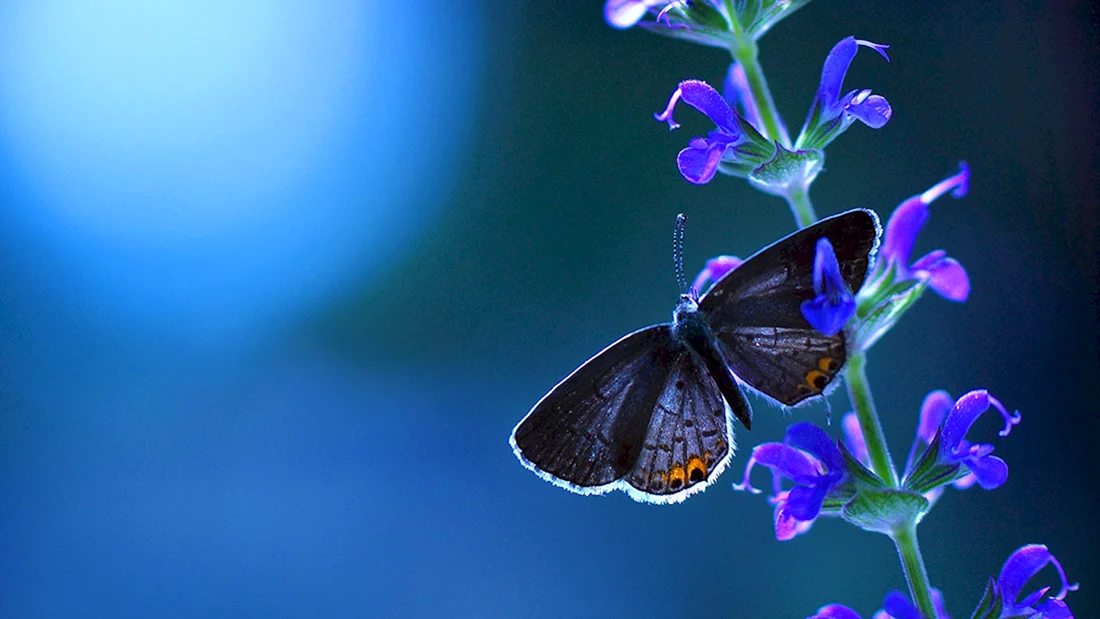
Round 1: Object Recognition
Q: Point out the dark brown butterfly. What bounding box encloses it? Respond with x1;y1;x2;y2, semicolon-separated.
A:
510;209;880;503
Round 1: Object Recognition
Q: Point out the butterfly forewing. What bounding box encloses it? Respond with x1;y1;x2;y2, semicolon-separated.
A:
699;209;880;406
511;326;679;492
511;325;734;502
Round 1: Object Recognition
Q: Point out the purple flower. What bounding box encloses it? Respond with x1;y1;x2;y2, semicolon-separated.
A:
733;422;849;540
902;390;1021;497
691;254;743;295
934;390;1018;488
997;544;1078;618
876;163;971;302
809;590;948;619
801;238;857;336
797;37;892;150
655;80;772;184
604;0;669;29
810;605;864;619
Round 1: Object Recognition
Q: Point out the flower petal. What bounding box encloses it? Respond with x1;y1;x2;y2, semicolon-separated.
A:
881;196;927;269
817;37;861;115
965;453;1007;489
785;482;831;521
692;255;743;294
917;390;954;444
1033;598;1073;619
785;421;845;473
802;295;855;337
940;390;992;453
773;498;813;540
919;161;970;203
801;238;856;336
677;80;739;132
676;140;725;184
723;63;761;131
923;256;969;302
604;0;660;29
774;500;800;540
724;61;788;143
810;604;864;619
846;91;891;128
750;441;823;482
842;412;870;467
881;591;923;619
998;544;1079;613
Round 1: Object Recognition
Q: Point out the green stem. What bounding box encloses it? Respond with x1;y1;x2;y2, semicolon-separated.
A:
783;184;818;228
843;352;898;487
892;525;937;618
727;29;788;148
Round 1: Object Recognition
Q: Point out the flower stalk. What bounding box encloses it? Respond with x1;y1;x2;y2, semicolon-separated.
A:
843;351;898;487
728;35;787;148
892;525;937;618
783;183;818;229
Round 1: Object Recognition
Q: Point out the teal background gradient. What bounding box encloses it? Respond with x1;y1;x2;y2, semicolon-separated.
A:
1;1;1097;617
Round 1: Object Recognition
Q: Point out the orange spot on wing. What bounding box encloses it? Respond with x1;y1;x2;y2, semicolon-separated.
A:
805;370;828;392
686;455;707;484
667;463;686;490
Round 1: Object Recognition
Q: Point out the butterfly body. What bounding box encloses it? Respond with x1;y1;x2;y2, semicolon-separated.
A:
511;209;880;504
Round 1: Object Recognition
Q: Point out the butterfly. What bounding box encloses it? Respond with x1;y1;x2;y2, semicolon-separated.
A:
509;209;881;504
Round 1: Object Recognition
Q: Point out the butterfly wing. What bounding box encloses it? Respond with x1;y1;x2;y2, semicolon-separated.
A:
621;346;734;504
511;325;733;502
699;209;880;406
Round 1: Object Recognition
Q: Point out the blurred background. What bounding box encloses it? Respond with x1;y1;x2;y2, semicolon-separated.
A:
1;0;1096;617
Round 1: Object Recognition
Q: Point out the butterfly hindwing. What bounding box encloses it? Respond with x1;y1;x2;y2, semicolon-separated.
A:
511;326;680;493
623;347;733;503
699;209;880;406
717;325;847;406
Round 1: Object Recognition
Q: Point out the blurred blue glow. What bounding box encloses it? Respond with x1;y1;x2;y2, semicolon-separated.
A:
0;0;482;347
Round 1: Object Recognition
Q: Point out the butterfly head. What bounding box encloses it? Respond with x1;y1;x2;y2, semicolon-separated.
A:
672;293;700;326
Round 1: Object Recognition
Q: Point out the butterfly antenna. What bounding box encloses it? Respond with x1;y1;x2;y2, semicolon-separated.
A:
673;213;688;295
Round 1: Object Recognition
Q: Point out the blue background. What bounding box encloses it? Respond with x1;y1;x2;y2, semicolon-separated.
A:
1;1;1096;617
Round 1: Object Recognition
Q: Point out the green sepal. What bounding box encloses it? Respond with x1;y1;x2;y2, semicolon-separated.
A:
852;263;929;350
968;577;1004;619
715;117;779;178
841;488;929;535
734;0;814;41
837;439;888;489
747;143;823;197
819;479;858;515
902;431;965;496
637;3;733;50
